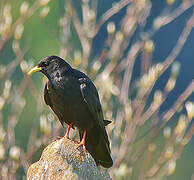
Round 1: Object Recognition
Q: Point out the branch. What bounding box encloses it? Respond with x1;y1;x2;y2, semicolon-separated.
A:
96;0;131;34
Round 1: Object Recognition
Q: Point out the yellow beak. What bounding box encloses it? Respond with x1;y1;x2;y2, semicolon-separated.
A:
28;66;42;75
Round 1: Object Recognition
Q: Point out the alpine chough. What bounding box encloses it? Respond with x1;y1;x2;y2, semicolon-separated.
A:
28;56;113;168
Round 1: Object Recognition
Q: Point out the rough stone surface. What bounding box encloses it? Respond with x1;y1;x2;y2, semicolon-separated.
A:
27;137;111;180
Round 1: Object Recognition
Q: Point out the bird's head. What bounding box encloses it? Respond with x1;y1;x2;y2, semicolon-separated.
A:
28;56;71;79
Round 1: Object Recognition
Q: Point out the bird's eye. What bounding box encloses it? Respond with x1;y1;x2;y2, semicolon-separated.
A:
41;62;48;67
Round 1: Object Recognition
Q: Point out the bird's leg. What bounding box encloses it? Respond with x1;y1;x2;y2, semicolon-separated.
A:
64;123;73;139
77;130;86;149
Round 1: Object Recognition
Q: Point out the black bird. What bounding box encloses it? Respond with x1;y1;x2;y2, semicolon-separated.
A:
28;56;113;168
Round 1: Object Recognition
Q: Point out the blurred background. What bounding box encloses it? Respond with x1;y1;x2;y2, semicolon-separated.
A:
0;0;194;179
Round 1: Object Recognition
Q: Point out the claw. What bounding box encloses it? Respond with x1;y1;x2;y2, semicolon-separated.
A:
77;131;86;150
57;136;63;140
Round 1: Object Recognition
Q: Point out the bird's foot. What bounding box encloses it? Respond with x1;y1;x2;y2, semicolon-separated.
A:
64;135;70;140
77;131;87;152
77;142;87;152
57;136;63;140
77;140;85;148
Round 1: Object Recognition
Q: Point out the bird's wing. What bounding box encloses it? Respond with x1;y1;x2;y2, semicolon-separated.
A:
79;78;103;122
44;82;53;107
79;77;110;143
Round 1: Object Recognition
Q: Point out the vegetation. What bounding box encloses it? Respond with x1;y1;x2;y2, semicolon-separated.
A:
0;0;193;179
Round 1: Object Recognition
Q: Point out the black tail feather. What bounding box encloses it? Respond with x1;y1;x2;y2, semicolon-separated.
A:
79;126;113;168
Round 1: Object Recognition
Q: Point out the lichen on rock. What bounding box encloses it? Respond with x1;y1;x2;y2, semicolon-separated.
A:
27;137;111;180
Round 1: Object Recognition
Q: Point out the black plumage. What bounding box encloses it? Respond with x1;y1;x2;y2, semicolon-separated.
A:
28;56;113;168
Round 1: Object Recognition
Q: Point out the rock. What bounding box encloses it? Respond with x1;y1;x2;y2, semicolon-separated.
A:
27;137;111;180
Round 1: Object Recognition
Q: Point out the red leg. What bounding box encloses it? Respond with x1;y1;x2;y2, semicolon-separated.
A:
64;123;73;139
77;130;86;148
